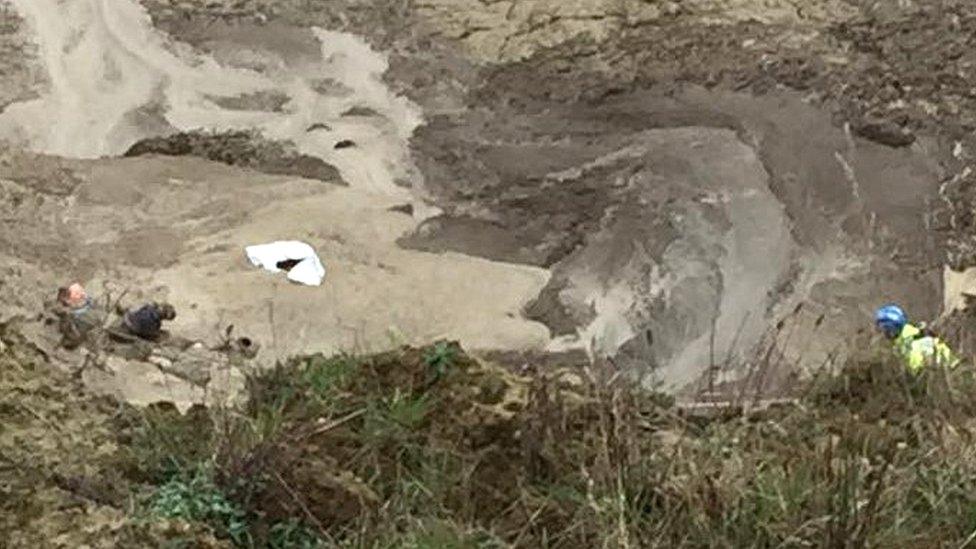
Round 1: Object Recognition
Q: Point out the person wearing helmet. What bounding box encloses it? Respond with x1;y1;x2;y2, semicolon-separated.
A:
874;304;959;373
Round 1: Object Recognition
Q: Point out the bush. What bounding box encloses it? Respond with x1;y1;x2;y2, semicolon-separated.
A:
120;341;976;548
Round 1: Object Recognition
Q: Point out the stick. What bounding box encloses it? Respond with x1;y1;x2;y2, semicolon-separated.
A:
273;470;329;536
295;408;367;441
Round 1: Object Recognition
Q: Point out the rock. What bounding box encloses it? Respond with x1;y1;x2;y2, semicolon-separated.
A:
388;203;414;216
125;130;345;184
854;119;916;147
341;106;380;117
306;122;332;132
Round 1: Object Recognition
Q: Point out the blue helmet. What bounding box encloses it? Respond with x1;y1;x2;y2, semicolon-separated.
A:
875;304;907;338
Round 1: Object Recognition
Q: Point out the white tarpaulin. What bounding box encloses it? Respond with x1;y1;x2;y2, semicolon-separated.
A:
245;241;326;286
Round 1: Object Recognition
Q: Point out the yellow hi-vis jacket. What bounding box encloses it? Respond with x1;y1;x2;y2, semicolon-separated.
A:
893;324;959;374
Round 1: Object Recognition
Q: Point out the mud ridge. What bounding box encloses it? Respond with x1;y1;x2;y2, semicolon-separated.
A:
125;129;344;184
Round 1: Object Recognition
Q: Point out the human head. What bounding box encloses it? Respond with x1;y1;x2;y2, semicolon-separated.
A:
874;304;907;339
157;303;176;321
57;283;88;308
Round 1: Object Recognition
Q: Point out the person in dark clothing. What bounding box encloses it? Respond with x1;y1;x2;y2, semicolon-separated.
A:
122;302;176;341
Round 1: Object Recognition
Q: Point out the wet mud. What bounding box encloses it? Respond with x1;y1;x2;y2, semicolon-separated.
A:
405;85;944;386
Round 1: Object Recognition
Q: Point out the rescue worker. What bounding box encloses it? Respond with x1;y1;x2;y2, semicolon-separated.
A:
874;304;959;373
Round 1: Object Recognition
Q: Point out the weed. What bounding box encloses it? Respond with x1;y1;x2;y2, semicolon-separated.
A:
147;468;251;546
268;520;326;548
424;341;457;379
385;390;430;430
248;354;356;420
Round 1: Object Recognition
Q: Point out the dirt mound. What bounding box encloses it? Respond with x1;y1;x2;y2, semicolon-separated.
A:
125;129;343;184
405;83;944;385
230;343;567;532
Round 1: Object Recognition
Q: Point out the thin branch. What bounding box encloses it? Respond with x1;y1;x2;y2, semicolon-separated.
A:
293;408;367;441
273;470;329;536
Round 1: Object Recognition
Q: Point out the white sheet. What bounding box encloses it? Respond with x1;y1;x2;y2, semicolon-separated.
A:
244;241;326;286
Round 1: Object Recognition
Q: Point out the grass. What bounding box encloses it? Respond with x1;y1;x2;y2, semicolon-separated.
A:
112;337;976;548
424;341;458;380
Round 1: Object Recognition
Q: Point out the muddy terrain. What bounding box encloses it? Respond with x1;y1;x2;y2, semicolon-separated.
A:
1;0;975;404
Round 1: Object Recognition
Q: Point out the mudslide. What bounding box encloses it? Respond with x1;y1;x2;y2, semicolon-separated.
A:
0;0;950;403
0;0;551;407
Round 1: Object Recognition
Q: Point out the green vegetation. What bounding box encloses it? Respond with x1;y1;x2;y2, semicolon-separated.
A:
146;468;251;546
112;337;976;548
8;323;976;547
